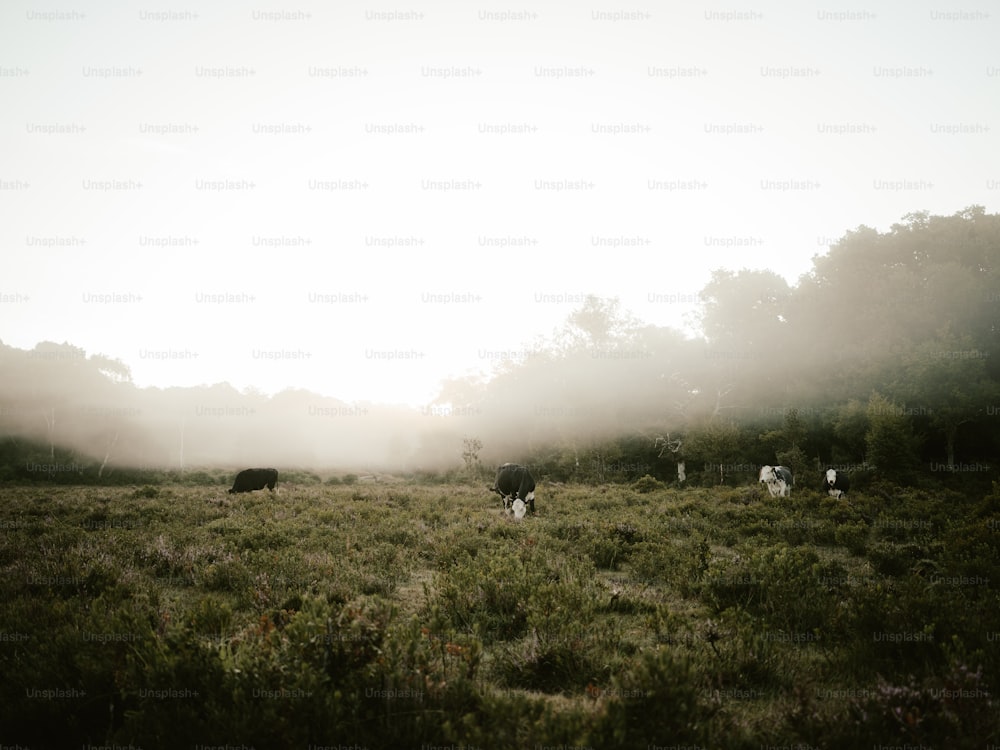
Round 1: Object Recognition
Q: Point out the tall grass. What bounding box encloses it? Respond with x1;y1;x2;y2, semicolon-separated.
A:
0;481;997;748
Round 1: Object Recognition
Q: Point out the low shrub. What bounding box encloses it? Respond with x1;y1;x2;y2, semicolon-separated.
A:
631;474;666;493
844;660;998;747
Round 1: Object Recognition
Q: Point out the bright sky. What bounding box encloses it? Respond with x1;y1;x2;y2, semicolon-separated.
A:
2;1;998;406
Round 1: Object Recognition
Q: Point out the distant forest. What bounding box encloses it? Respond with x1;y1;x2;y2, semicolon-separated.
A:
2;206;999;491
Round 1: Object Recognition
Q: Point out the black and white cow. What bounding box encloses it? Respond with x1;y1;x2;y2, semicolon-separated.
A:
822;468;850;499
758;465;793;498
489;463;535;517
228;467;278;494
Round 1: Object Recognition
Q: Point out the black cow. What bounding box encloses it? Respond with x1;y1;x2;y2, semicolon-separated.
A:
822;468;849;499
229;468;278;494
489;463;536;516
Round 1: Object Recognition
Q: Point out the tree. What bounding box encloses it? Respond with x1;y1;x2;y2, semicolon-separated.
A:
584;438;625;483
697;269;791;348
865;393;920;482
90;354;132;384
654;433;686;483
433;375;488;413
759;408;806;455
460;436;483;479
555;295;643;353
759;408;809;479
685;421;752;485
791;206;1000;369
831;399;869;463
890;332;1000;468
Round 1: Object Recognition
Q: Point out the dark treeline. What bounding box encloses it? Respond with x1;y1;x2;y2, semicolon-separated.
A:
2;206;999;490
436;207;1000;490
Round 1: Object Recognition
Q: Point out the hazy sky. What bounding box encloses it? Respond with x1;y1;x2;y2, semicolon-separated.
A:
2;1;998;406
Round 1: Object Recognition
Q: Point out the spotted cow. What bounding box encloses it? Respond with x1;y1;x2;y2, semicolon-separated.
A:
489;463;536;517
759;464;793;498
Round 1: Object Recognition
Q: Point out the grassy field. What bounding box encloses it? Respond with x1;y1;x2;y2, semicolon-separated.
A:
1;477;998;749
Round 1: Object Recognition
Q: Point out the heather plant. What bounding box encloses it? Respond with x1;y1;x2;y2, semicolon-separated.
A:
590;645;714;749
1;481;998;748
845;659;998;748
702;542;843;634
631;473;666;493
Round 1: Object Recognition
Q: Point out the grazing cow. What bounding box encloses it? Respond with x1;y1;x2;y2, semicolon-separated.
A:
758;465;793;498
228;467;278;494
822;468;850;499
489;463;536;515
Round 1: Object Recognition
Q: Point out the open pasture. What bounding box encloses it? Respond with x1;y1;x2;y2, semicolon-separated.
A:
1;479;998;748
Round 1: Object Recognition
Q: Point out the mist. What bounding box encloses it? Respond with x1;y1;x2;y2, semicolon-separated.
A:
3;207;998;483
4;2;999;420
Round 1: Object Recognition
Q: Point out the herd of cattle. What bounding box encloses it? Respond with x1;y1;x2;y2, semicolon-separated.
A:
759;465;850;499
227;462;850;516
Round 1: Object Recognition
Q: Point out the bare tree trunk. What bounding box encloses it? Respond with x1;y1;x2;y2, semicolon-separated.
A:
655;434;685;484
98;431;119;479
43;408;56;461
945;424;957;470
711;385;734;420
593;450;606;483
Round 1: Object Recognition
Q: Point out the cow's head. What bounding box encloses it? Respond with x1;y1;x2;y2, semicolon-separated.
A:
759;465;775;483
825;469;837;486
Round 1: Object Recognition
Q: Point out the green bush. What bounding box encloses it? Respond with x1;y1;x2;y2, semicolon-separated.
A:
702;543;841;634
429;545;534;642
185;594;234;635
835;520;871;555
587;534;626;570
590;646;713;748
627;540;682;584
631;474;666;493
868;541;927;577
845;660;998;747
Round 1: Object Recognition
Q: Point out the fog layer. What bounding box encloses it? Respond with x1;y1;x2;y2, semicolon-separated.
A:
2;208;998;479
